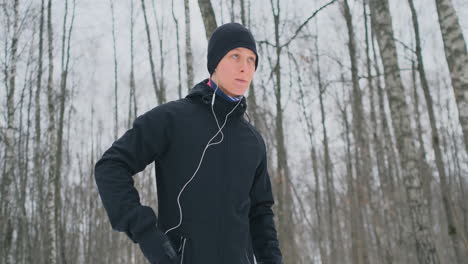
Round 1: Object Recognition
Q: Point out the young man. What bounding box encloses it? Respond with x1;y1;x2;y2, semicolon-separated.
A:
95;23;283;264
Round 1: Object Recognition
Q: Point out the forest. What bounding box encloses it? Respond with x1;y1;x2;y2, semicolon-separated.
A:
1;0;468;263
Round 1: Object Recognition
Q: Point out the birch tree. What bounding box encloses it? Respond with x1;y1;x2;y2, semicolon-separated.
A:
434;0;468;155
1;1;19;262
184;0;194;90
141;0;163;103
45;0;58;262
33;1;46;262
369;0;440;262
408;0;467;261
110;0;119;139
129;0;137;125
171;0;183;99
197;0;217;40
56;0;75;262
152;0;167;103
341;1;371;262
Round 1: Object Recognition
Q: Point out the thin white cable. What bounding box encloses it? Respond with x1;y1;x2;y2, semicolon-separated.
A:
165;86;242;237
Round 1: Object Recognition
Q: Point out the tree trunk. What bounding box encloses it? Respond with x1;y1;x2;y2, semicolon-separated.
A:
240;0;246;26
152;0;167;104
56;1;75;263
364;2;393;261
269;0;299;262
197;0;217;40
410;59;434;225
409;0;467;260
45;0;58;262
16;37;35;264
15;9;35;264
33;1;46;262
369;0;440;263
297;51;327;264
184;0;194;90
434;0;468;156
33;0;44;263
110;0;119;139
342;1;371;263
140;0;162;103
313;25;339;264
171;0;182;99
339;92;360;264
129;0;137;126
1;1;19;263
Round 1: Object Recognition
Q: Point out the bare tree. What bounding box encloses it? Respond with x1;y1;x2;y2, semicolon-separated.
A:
341;1;371;262
171;0;182;99
152;0;167;103
240;0;246;25
33;1;46;262
408;0;467;261
369;0;440;262
56;0;76;262
128;0;137;125
268;0;299;261
315;37;338;264
410;59;434;224
184;0;194;90
297;50;327;264
14;26;35;264
337;83;358;264
197;0;217;40
110;0;119;139
434;0;468;155
1;1;19;263
45;0;58;262
363;2;394;261
257;1;337;262
140;0;163;103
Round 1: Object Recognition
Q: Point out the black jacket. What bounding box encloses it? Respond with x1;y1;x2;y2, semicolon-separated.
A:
95;79;283;264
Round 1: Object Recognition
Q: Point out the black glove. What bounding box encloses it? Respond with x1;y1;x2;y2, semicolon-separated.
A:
138;227;180;264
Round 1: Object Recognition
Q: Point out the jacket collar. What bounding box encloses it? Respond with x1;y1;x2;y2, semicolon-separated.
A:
186;79;248;118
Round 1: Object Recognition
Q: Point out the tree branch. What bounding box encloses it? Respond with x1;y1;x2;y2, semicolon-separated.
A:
280;0;337;49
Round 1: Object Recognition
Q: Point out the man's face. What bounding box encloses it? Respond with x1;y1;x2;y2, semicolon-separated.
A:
212;47;256;97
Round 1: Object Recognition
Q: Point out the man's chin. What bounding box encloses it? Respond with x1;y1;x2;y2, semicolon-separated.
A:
225;86;247;97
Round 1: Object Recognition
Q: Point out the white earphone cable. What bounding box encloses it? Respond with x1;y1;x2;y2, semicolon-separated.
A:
164;85;242;237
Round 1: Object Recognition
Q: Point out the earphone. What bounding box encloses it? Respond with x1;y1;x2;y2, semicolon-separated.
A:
164;79;243;238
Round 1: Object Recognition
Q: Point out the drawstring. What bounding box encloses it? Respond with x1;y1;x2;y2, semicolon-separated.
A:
244;111;251;123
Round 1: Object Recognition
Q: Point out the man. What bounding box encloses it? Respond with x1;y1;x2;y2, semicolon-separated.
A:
95;23;283;264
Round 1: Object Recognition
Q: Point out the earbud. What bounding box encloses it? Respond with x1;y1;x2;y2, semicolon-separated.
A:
211;87;216;106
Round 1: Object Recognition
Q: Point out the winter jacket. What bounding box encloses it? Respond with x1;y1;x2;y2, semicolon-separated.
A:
94;79;283;264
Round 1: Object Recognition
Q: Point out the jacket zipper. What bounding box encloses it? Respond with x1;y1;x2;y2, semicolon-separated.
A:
244;249;252;264
179;237;187;264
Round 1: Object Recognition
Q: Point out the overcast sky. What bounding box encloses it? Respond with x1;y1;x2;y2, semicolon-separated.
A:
1;0;467;184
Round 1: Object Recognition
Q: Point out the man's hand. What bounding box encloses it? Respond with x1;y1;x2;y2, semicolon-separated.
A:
161;240;181;263
138;228;180;264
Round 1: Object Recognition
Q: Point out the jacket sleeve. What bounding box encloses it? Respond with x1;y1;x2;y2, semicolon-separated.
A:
249;137;283;264
94;106;172;262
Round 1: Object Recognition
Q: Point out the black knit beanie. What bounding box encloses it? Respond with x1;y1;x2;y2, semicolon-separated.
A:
207;23;258;75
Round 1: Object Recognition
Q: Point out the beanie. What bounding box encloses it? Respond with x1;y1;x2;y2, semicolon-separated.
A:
207;23;258;75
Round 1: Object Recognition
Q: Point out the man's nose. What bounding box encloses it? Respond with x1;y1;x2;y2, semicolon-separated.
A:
239;59;248;72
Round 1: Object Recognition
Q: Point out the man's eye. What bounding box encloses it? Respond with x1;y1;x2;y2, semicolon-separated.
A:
248;57;255;63
232;54;239;59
